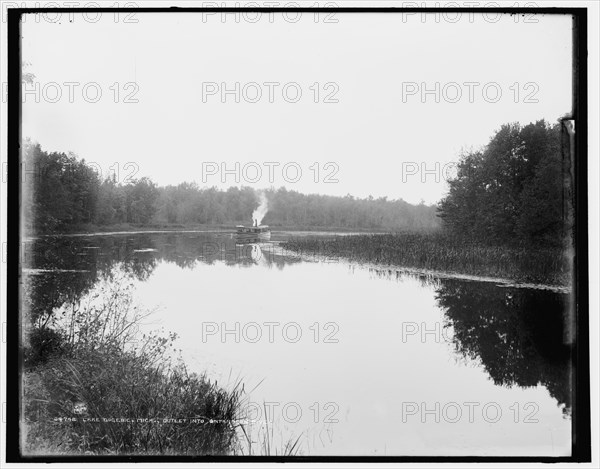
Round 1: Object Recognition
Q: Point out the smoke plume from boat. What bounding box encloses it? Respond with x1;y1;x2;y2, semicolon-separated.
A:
252;192;269;226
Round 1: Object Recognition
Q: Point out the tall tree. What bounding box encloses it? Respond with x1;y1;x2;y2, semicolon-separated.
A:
438;119;568;246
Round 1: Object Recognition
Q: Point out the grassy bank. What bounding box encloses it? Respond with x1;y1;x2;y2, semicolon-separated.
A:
280;233;572;287
23;278;243;455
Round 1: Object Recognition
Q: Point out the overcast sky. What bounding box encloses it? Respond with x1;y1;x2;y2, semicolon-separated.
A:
20;11;573;204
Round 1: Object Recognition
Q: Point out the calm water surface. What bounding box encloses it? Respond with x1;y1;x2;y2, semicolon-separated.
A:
24;231;573;456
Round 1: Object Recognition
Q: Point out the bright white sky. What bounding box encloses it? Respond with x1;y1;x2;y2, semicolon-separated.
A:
20;11;573;204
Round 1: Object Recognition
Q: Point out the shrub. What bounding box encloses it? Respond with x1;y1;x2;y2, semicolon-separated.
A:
23;274;242;455
24;326;67;367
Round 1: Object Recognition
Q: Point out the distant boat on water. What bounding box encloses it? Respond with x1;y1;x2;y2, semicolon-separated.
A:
235;220;271;242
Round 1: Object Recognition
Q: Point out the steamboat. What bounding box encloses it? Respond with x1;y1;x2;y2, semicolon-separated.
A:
235;219;271;242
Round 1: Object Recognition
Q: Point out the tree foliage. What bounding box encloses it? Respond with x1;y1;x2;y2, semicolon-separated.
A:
24;118;570;242
22;142;439;233
438;120;570;246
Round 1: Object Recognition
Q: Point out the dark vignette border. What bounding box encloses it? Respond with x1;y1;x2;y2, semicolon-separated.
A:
5;6;590;464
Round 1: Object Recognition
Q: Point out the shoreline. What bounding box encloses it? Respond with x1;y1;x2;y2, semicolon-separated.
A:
25;226;393;240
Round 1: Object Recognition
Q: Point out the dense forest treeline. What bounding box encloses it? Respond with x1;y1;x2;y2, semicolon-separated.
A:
23;117;570;249
22;140;439;233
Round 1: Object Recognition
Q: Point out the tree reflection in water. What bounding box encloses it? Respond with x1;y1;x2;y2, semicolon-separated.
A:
23;233;298;324
436;279;572;416
367;267;573;416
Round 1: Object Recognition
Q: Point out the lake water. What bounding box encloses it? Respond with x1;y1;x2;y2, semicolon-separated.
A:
23;231;574;456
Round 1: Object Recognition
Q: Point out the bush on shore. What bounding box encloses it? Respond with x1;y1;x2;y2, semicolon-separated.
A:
22;276;242;455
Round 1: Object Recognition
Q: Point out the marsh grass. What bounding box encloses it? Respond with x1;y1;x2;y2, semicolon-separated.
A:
24;351;242;455
281;233;571;286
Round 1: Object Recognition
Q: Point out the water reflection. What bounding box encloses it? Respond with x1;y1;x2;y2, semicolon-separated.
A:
366;268;573;415
440;280;572;413
23;232;573;455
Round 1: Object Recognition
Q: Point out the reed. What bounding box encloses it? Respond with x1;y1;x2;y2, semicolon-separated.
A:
281;232;571;286
235;404;303;456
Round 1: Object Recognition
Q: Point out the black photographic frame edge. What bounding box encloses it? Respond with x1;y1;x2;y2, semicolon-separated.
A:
4;5;591;463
